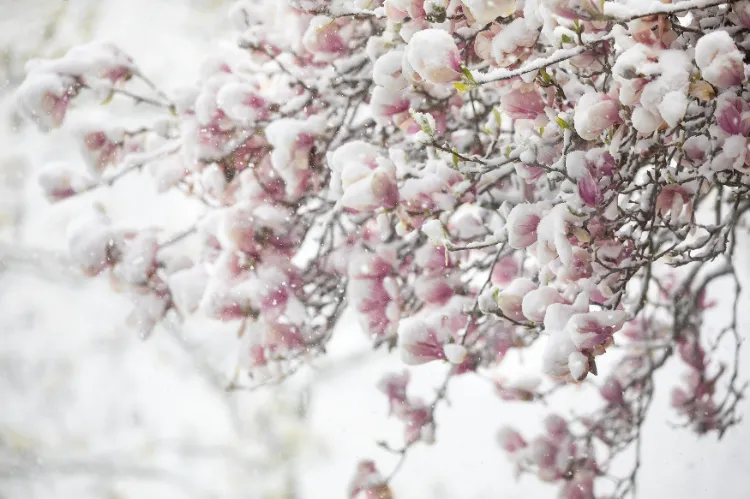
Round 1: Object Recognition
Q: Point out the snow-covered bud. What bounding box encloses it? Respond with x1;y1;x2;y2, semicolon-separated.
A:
695;31;745;89
405;29;462;84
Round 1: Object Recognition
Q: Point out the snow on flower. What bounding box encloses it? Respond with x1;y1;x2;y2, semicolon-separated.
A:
506;202;544;249
15;72;76;131
574;92;621;141
66;208;123;277
461;0;516;25
265;116;325;198
38;162;91;202
405;29;462;84
695;31;745;89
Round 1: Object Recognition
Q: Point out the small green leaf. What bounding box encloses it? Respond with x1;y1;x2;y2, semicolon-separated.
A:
539;68;552;84
481;126;493;135
461;66;476;85
101;91;114;105
561;34;573;44
539;126;545;136
451;148;460;168
492;107;502;127
453;82;472;94
555;117;570;130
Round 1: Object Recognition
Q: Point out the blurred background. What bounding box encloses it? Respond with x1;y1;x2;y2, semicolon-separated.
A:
1;1;750;498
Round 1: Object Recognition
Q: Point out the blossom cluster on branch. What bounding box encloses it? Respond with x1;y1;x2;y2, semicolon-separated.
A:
15;0;750;496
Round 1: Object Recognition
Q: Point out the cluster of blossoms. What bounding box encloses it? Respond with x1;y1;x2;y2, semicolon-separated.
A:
17;0;750;496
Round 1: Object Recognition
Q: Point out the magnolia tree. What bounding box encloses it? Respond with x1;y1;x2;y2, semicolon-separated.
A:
14;0;750;496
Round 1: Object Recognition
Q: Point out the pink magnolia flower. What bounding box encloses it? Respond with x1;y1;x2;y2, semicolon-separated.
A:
405;29;462;84
373;50;408;91
399;317;467;365
66;209;123;277
682;135;710;164
495;278;537;322
80;129;125;175
377;371;410;416
522;286;567;323
462;0;517;25
497;426;528;453
655;184;693;219
385;0;426;22
559;471;595;499
15;72;76;131
491;255;519;286
265;116;325;199
414;273;456;305
495;376;541;401
678;338;706;370
168;265;209;314
695;31;745;89
303;16;347;59
216;81;268;123
501;84;546;121
506;203;543;249
545;0;603;20
348;251;400;338
600;377;625;405
115;230;160;286
558;247;593;282
402;401;435;444
716;93;750;136
339;161;400;212
348;461;389;499
574;92;622;141
577;169;603;207
490;19;538;68
126;292;169;339
370;86;413;128
544;414;570;443
566;310;627;354
731;0;750;28
38;162;90;202
542;298;591;381
530;436;562;481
